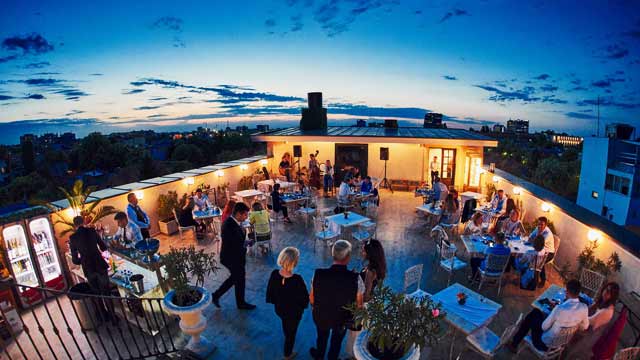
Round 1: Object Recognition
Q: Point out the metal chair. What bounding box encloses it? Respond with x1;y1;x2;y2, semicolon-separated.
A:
352;222;376;244
477;253;511;295
403;264;431;300
296;196;316;226
439;218;460;243
313;215;339;252
613;347;640;360
438;243;467;286
519;326;577;359
172;209;195;241
579;268;606;298
250;225;272;256
430;225;449;261
463;313;523;359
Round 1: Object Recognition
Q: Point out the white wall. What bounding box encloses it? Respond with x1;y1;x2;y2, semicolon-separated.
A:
577;137;609;216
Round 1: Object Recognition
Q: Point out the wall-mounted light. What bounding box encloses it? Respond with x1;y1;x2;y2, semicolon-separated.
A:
216;170;224;177
240;164;249;171
66;207;81;218
587;229;602;242
185;177;195;185
591;191;599;199
134;190;144;200
541;202;552;212
492;175;500;183
260;159;268;166
513;187;522;195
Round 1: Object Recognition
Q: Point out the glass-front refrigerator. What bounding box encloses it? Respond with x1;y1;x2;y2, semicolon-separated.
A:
1;222;42;307
26;216;66;292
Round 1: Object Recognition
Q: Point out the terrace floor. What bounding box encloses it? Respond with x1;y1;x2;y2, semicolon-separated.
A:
156;190;635;360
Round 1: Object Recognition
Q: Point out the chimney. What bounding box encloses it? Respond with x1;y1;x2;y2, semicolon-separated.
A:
300;92;328;131
384;119;398;128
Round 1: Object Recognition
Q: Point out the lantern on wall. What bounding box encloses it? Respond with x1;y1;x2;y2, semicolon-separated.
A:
185;177;195;185
541;202;552;212
492;175;500;183
260;159;268;166
134;190;144;200
513;187;522;195
216;170;224;178
587;229;602;242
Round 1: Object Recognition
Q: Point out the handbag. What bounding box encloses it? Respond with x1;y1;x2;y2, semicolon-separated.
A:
520;256;538;291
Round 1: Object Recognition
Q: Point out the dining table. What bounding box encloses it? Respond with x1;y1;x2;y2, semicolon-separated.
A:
532;284;593;315
431;283;502;360
257;179;297;192
192;208;222;242
461;234;534;257
325;212;370;240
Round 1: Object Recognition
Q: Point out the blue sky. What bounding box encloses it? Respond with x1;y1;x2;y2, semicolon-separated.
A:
0;0;639;144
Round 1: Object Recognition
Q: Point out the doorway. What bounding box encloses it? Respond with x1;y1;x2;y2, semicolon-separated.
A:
427;148;456;187
335;144;368;183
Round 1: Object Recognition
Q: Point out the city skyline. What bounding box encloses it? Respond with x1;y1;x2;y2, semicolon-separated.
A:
1;0;639;144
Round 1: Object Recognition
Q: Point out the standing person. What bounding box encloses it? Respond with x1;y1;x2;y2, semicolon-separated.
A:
509;279;589;353
266;247;309;360
271;183;292;223
114;212;143;247
211;202;256;310
528;216;555;285
279;152;293;182
430;156;439;186
309;152;321;188
126;192;151;239
221;199;236;224
323;160;334;198
309;240;364;360
69;216;113;322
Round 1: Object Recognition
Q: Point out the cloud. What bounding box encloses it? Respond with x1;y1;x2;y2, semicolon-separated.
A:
442;75;457;81
32;72;61;75
565;112;597;119
540;84;558;92
474;84;538;102
312;0;391;37
577;97;639;109
89;73;103;76
152;16;185;47
22;61;50;69
591;77;624;88
265;18;277;27
600;44;629;59
149;97;168;101
134;105;163;110
65;110;85;116
54;89;90;100
439;8;469;24
0;55;18;63
122;89;145;95
23;78;65;86
290;14;304;32
25;94;45;99
0;95;14;101
534;74;550;80
1;33;54;55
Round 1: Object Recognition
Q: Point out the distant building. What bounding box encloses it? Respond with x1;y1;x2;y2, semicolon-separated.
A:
256;125;270;132
356;119;367;127
577;125;639;226
367;122;384;128
606;123;636;140
19;134;36;145
506;119;529;134
492;124;506;133
423;113;444;128
551;134;584;147
235;126;249;133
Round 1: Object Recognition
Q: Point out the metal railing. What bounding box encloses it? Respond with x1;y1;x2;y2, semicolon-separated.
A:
0;282;181;359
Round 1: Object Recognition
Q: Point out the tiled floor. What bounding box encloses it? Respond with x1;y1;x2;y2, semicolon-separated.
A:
2;190;636;359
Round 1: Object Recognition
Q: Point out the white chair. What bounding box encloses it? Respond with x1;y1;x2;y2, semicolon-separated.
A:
519;326;577;359
613;347;640;360
579;268;606;298
463;313;523;359
403;264;431;300
477;253;511;295
352;222;376;244
250;225;272;256
439;219;460;243
296;197;316;226
438;243;467;286
430;225;449;261
172;209;195;241
313;215;339;252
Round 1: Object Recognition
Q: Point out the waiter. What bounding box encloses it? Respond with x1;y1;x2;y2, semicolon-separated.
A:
127;192;150;239
430;156;439;187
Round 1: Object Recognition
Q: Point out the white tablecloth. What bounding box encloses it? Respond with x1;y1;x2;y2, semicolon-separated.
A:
325;212;370;235
234;189;263;198
416;204;442;216
431;283;501;334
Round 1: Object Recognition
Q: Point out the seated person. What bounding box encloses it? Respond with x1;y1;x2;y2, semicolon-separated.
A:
113;211;143;248
470;232;511;279
180;197;206;235
509;279;589;353
360;176;373;193
528;216;555;285
463;212;485;235
501;209;525;236
336;176;353;209
439;193;460;225
515;234;547;274
271;183;292;223
494;198;517;231
450;189;460;209
432;177;449;202
193;188;212;210
249;202;271;246
490;189;507;213
565;282;620;359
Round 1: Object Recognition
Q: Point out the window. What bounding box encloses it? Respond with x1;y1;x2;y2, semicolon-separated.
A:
591;191;599;199
605;174;630;195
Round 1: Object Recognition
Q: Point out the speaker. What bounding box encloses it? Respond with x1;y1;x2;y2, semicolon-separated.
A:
293;145;302;158
380;147;389;161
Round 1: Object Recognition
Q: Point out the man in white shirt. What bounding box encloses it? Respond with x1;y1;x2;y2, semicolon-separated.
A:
193;188;211;210
114;212;143;248
430;156;439;186
490;189;506;213
528;216;555;285
126;193;150;239
509;279;589;352
337;176;352;205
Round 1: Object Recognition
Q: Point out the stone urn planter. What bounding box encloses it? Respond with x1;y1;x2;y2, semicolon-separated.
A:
158;218;178;235
163;286;214;357
354;331;420;360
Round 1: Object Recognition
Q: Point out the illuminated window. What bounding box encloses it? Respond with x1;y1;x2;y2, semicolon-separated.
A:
591;191;598;199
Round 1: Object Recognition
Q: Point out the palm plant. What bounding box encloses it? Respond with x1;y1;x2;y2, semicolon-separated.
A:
46;179;117;236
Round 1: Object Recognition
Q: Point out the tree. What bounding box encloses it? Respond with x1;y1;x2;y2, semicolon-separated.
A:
170;144;204;166
21;140;35;174
141;152;155;179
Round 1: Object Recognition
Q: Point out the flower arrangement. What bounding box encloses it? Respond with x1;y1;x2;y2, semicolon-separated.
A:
456;292;467;305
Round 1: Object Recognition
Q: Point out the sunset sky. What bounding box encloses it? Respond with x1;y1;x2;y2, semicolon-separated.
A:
1;0;639;143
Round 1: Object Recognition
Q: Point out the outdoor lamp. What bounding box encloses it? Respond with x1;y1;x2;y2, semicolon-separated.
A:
185;177;195;185
260;159;268;166
66;207;80;218
587;229;601;242
541;202;552;212
513;187;522;195
134;190;144;200
492;175;500;183
216;170;224;177
240;164;249;171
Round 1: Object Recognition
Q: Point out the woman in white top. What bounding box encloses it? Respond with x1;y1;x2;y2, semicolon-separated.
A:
463;212;484;235
501;209;525;236
565;282;620;359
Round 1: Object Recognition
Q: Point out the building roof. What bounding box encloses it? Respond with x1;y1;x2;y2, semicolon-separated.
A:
252;126;497;146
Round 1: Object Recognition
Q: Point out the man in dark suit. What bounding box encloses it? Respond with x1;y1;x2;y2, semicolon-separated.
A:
211;202;256;310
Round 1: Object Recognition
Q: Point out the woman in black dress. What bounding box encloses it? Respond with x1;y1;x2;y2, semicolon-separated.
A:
266;247;309;360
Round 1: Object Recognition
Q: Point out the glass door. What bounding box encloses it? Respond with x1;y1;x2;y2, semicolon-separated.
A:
28;217;64;286
2;224;39;288
441;149;456;187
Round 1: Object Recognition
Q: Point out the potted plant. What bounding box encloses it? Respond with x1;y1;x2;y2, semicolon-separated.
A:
161;246;218;357
157;191;180;235
577;240;622;277
349;286;444;360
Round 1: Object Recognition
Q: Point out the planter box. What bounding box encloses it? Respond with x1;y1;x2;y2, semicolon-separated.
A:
159;219;178;235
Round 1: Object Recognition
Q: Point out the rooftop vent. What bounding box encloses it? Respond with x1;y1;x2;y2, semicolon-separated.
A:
300;92;327;131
